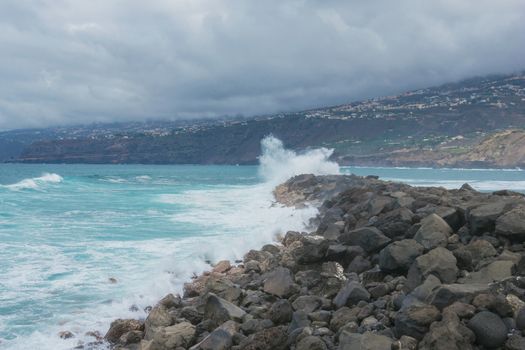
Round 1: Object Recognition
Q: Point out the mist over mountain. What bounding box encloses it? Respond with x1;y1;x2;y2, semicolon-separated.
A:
6;72;525;168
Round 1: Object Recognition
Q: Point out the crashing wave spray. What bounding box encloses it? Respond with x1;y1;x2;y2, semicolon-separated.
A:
258;135;340;184
3;173;63;190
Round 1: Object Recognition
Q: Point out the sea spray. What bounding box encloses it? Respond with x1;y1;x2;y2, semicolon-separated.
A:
258;135;340;184
3;172;63;191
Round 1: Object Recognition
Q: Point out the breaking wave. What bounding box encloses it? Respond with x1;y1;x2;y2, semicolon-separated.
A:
3;173;63;191
258;135;340;184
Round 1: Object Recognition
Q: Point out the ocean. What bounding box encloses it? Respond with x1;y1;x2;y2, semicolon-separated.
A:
0;137;524;349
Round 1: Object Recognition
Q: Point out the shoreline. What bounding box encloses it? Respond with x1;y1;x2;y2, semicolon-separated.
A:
78;174;525;349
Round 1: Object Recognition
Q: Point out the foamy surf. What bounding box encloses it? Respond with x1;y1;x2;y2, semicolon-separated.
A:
2;173;63;191
0;138;340;350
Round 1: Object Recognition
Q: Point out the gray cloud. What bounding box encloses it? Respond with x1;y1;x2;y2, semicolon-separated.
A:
0;0;524;130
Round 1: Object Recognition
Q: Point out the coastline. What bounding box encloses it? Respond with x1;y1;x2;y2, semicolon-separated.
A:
86;173;525;350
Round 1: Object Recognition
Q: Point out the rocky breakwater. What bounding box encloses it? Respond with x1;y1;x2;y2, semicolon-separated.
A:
102;174;525;350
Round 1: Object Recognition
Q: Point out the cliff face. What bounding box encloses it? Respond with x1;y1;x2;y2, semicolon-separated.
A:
99;175;525;350
341;130;525;168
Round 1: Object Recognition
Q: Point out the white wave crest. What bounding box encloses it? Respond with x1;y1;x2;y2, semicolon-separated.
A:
4;173;63;190
258;135;340;184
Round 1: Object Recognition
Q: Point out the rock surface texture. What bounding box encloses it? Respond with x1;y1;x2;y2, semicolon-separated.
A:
93;174;525;350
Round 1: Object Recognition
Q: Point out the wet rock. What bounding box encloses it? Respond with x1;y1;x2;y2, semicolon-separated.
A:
339;227;391;253
105;319;143;343
496;206;525;239
418;311;475;350
394;304;440;340
159;294;182;309
58;330;74;339
407;247;458;290
392;335;418;350
212;260;232;274
119;330;144;345
204;294;246;325
379;239;424;272
338;330;393;350
189;328;232;350
468;311;508;348
149;322;196;350
283;231;303;247
263;267;294;298
268;299;293;325
414;214;453;250
333;281;370;309
144;305;173;340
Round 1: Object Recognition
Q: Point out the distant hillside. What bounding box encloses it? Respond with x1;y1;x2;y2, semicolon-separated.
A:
11;72;525;167
341;129;525;168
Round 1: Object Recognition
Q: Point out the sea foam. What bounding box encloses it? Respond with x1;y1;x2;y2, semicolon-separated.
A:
3;173;63;191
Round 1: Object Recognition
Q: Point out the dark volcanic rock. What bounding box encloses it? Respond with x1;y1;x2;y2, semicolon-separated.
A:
418;311;475;350
339;330;393;350
379;239;424;272
339;227;391;253
496;206;525;239
105;319;143;343
263;267;294;297
467;200;513;235
468;311;508;348
414;214;452;250
407;247;458;290
204;293;246;325
333;281;370;308
395;304;440;340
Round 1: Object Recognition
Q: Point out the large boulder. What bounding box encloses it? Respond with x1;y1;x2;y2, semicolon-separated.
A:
263;267;295;297
189;321;238;350
467;201;513;235
495;206;525;239
467;311;508;348
339;227;391;253
333;281;370;308
203;293;246;325
418;311;475;350
414;214;453;250
407;247;458;290
395;304;440;340
105;319;143;343
294;236;330;264
379;239;424;272
144;305;173;340
373;207;415;239
149;322;196;350
339;331;393;350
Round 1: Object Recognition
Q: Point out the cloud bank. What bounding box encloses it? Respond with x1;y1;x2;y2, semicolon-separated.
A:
0;0;524;129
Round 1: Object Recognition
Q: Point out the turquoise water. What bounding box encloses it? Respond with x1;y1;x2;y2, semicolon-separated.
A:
0;156;524;349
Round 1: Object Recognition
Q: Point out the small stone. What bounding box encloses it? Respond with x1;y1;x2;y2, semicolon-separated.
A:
333;281;370;309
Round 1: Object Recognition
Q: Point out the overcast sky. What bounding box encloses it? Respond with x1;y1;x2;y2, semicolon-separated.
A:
0;0;524;130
